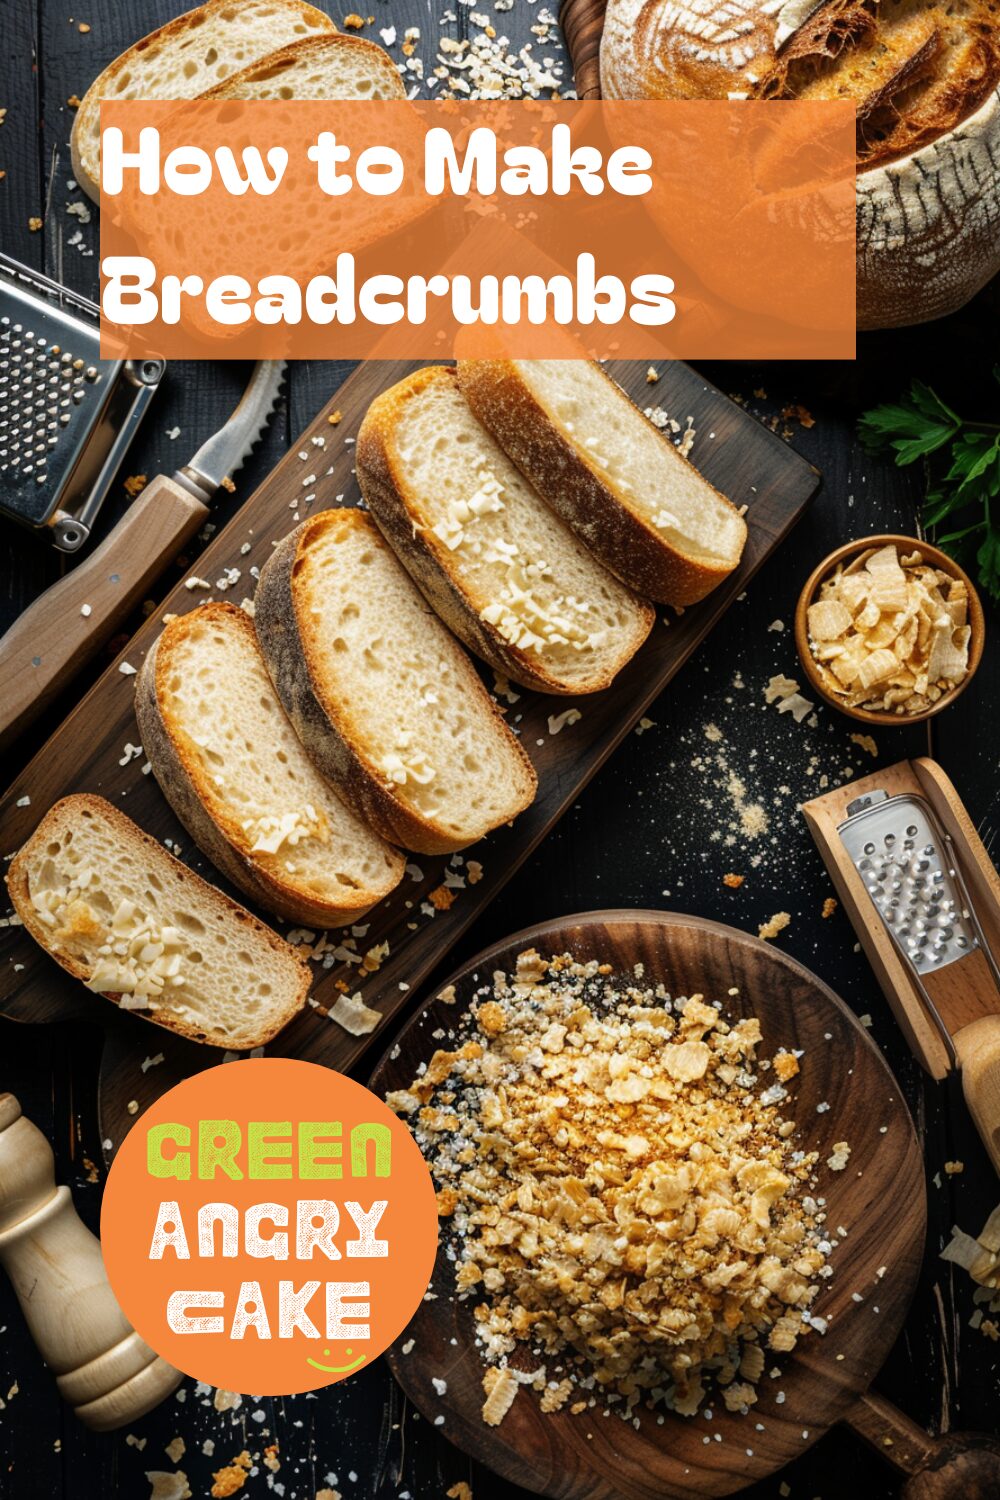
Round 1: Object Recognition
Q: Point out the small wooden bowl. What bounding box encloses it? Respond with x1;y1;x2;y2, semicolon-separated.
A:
794;534;985;726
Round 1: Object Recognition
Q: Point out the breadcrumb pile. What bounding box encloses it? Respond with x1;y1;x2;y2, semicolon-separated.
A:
389;950;836;1424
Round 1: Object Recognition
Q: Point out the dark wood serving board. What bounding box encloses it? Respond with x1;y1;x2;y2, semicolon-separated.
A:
0;360;819;1159
373;910;929;1499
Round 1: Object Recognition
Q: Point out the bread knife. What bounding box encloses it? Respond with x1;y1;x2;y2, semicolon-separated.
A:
0;359;285;752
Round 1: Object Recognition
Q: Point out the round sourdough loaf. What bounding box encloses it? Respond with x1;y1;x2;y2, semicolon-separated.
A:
600;0;1000;328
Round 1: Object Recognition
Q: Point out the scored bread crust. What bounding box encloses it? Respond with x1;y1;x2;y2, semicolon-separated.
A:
356;366;656;695
6;794;311;1049
136;602;405;927
70;0;336;200
599;0;1000;329
456;360;746;607
199;33;406;99
253;509;538;855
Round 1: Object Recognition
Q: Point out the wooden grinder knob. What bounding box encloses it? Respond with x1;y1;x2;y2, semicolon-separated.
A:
851;1390;1000;1499
0;1093;181;1430
899;1435;1000;1500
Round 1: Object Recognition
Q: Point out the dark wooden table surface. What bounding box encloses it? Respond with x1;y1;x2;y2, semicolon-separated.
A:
2;3;1000;1496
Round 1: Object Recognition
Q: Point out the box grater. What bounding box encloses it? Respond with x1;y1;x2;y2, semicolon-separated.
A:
804;759;1000;1175
838;788;1000;1069
0;252;164;552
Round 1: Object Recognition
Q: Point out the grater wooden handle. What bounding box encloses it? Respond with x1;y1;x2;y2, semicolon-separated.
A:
954;1015;1000;1175
0;1093;182;1429
0;475;208;751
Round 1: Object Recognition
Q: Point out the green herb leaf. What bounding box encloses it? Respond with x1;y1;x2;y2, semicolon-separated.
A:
859;378;1000;605
858;380;961;465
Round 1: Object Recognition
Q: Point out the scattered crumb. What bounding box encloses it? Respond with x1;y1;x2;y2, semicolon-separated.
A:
722;873;745;889
124;474;147;499
944;1161;964;1176
821;897;838;919
210;1452;252;1498
146;1475;191;1500
758;912;791;942
212;1389;243;1414
849;733;878;759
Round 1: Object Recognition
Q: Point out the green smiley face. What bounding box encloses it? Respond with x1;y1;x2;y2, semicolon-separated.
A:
306;1346;367;1375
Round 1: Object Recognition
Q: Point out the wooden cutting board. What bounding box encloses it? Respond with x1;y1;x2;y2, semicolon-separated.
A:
372;910;929;1499
0;359;819;1160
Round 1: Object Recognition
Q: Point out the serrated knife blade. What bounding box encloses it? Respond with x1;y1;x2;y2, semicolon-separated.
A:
173;359;286;503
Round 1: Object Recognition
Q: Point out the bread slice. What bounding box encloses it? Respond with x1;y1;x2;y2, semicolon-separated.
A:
356;367;655;695
201;32;404;100
253;509;538;854
136;602;405;927
456;360;748;607
70;0;335;200
7;795;310;1049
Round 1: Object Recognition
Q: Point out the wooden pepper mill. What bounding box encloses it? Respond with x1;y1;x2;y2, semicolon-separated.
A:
0;1093;181;1429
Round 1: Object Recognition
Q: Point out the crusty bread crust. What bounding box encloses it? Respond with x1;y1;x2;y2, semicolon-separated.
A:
200;32;405;99
70;0;335;200
356;366;655;695
456;361;746;607
253;509;538;855
136;602;404;926
6;794;311;1049
599;0;1000;329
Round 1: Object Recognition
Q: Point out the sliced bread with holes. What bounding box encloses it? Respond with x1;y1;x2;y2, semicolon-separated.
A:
201;32;404;100
7;795;310;1049
70;0;335;200
253;508;538;854
456;359;748;607
356;366;655;694
136;602;405;927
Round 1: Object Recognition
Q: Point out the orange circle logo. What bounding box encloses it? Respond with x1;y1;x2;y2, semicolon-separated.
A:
101;1058;437;1395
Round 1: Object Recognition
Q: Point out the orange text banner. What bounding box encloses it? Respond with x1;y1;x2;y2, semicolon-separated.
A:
99;99;856;360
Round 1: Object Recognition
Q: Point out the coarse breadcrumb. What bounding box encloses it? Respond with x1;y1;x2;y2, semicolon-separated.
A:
390;949;837;1424
758;911;791;941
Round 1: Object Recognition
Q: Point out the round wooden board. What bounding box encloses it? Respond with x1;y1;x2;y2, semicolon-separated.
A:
370;909;927;1500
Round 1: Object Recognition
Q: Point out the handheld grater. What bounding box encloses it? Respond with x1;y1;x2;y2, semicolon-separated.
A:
0;252;164;552
838;789;1000;1070
804;759;1000;1175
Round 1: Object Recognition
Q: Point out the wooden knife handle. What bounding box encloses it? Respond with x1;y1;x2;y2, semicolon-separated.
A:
955;1015;1000;1176
0;1094;181;1429
0;475;208;752
846;1389;1000;1498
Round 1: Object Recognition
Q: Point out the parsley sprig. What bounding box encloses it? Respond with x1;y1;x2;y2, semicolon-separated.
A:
858;371;1000;604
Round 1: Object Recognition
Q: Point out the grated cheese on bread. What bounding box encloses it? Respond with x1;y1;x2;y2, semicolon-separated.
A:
136;602;405;927
457;359;748;607
357;366;655;694
7;795;310;1049
253;508;538;855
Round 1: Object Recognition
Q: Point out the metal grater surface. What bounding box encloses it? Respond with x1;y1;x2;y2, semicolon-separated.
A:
0;254;163;551
0;302;102;523
838;790;978;974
